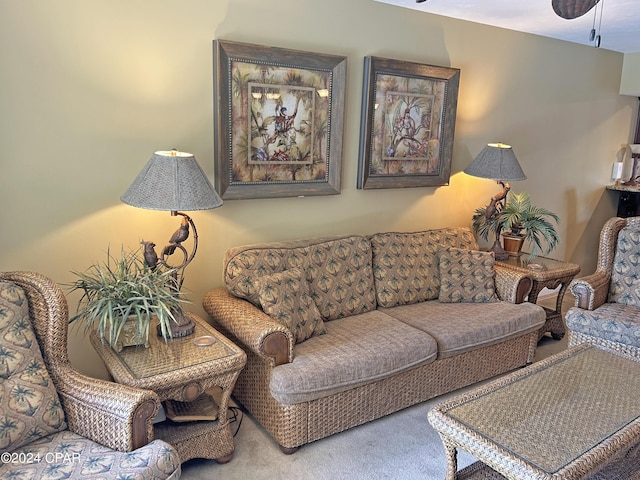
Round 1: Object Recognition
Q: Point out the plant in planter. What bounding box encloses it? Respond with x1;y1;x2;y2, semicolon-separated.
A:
498;191;560;257
68;246;188;351
472;191;560;258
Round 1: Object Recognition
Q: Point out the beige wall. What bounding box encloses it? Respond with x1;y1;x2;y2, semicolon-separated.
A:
0;0;634;378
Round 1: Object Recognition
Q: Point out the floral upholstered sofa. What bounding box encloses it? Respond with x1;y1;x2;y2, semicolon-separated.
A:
566;216;640;358
202;227;546;452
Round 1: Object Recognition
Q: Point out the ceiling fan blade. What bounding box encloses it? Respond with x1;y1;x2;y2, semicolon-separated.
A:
552;0;599;19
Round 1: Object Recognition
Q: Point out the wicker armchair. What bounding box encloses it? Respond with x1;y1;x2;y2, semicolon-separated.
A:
565;217;640;358
0;271;181;479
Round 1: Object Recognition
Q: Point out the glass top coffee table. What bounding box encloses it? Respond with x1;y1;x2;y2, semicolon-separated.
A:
428;344;640;479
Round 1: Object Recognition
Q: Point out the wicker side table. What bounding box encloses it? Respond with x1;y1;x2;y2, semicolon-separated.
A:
90;312;246;463
496;254;580;339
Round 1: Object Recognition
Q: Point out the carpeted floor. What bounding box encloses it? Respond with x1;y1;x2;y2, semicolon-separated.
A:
180;296;569;480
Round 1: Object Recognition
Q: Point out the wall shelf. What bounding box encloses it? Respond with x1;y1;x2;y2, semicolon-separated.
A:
606;184;640;217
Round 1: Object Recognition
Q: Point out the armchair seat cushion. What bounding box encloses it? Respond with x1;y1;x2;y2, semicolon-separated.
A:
566;304;640;348
380;300;545;359
0;430;181;480
269;310;437;405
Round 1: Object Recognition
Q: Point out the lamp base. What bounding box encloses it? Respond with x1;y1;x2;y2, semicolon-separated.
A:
489;237;509;261
157;311;195;338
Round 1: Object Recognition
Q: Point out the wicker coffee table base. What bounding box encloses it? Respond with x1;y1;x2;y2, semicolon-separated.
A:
457;442;640;479
429;345;640;480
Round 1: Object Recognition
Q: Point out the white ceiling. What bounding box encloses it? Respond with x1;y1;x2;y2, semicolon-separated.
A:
375;0;640;54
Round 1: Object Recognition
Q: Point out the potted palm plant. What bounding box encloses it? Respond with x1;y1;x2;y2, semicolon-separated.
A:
68;246;188;351
499;191;560;257
472;191;560;258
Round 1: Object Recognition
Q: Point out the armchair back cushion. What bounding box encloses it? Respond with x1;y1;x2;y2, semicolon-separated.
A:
610;224;640;306
0;281;66;452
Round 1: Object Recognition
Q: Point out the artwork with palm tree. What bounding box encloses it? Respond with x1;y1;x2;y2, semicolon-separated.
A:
358;56;460;189
214;40;346;199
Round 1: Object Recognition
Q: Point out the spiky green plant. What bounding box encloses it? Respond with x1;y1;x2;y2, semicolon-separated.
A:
68;247;188;347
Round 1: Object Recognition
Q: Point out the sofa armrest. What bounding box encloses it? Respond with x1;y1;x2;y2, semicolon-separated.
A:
494;266;532;304
569;271;610;310
203;288;294;366
56;365;159;452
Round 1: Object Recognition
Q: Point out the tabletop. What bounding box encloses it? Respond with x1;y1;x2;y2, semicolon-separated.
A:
429;344;640;479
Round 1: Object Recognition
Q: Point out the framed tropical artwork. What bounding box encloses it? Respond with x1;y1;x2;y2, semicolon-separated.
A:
213;40;347;199
357;56;460;189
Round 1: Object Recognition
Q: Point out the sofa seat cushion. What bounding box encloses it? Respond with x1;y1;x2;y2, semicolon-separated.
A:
269;310;437;405
566;304;640;348
380;300;545;359
0;430;181;479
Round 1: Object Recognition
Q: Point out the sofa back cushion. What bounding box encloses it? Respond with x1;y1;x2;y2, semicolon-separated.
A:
369;227;478;308
610;223;640;306
0;281;67;452
224;235;377;321
438;246;497;303
255;268;327;343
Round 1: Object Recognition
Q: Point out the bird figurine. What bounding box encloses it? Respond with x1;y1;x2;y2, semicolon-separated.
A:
164;216;190;255
485;181;510;221
141;240;159;269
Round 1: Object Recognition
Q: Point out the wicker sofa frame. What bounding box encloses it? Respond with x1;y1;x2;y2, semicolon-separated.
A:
203;229;543;453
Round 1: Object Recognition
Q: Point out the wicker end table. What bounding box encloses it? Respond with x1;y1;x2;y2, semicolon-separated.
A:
90;312;246;463
428;344;640;480
496;254;580;340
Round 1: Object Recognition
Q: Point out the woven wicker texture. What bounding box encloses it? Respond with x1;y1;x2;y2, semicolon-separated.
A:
567;216;640;357
497;253;580;339
121;151;222;211
569;330;640;359
205;229;543;451
449;347;640;473
459;441;640;480
209;294;537;449
109;317;237;379
0;271;181;479
91;312;246;462
429;345;640;480
569;217;629;311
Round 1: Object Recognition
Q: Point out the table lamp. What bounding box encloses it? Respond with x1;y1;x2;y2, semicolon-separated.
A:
464;143;526;260
121;149;223;336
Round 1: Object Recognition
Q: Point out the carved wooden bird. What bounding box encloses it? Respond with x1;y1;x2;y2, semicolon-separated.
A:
141;240;159;269
165;217;189;255
485;181;510;220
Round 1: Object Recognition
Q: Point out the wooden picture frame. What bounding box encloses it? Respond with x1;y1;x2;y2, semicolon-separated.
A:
357;56;460;189
213;40;347;199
